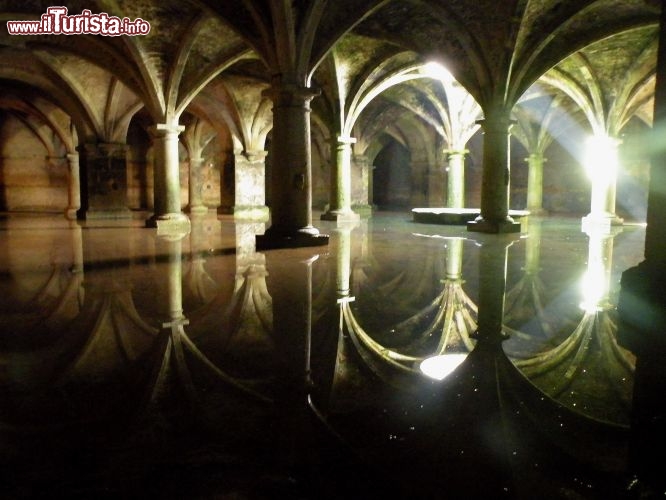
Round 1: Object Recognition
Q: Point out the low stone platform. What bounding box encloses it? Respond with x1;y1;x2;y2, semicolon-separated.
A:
412;207;530;225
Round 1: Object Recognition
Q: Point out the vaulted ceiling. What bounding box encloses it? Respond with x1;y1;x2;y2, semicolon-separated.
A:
0;0;662;149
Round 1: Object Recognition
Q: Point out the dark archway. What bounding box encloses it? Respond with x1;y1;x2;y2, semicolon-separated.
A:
373;137;411;210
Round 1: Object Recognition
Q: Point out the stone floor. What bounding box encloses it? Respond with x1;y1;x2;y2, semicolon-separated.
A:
0;211;654;498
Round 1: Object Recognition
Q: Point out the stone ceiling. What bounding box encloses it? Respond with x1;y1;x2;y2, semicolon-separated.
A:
0;0;662;145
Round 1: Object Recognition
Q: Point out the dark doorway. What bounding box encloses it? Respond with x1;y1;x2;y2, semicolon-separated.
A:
373;138;411;210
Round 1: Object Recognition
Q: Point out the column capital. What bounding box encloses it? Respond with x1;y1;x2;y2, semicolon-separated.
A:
149;123;185;138
76;142;127;158
66;152;79;162
242;150;268;162
335;136;357;145
97;142;129;158
445;149;469;156
262;83;320;107
476;117;517;132
525;153;547;162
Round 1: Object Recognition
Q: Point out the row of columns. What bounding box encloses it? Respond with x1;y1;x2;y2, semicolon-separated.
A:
65;123;270;233
63;88;626;242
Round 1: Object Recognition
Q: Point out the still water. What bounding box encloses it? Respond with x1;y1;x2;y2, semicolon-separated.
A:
0;212;647;498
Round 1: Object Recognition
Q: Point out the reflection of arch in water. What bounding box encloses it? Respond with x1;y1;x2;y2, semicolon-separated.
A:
350;237;457;343
3;224;84;339
56;278;158;384
341;237;477;385
182;214;220;307
319;230;631;487
144;233;273;427
507;226;635;424
503;222;553;339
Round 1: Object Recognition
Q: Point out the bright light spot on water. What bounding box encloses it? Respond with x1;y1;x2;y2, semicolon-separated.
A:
419;353;468;380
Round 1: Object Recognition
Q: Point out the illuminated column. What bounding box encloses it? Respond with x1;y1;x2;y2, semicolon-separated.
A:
232;150;269;220
65;152;81;220
467;109;520;233
526;153;546;215
446;149;468;209
322;136;359;222
582;135;623;227
187;156;207;214
257;83;328;249
147;122;190;233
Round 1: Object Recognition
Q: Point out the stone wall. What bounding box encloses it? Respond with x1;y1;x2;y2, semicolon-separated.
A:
0;115;67;212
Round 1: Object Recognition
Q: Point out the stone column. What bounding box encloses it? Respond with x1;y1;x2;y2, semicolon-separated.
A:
322;136;359;222
257;83;328;249
467;111;520;233
187;156;207;214
582;136;623;227
526;153;547;215
65;152;81;220
147;122;190;234
446;149;468;209
352;153;373;217
78;143;131;220
232;150;269;220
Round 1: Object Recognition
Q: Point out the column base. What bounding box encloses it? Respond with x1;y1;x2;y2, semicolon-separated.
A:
256;228;329;250
146;212;191;236
467;217;522;234
233;205;270;221
65;207;79;220
77;208;133;220
582;213;624;229
527;207;549;216
320;209;361;222
187;205;209;215
352;204;374;218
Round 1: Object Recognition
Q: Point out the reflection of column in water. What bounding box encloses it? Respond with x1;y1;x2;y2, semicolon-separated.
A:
475;237;513;344
156;233;187;324
512;226;634;424
525;219;541;276
503;220;550;338
335;223;355;297
580;226;615;312
225;222;272;351
184;213;218;304
445;237;463;280
266;248;321;472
